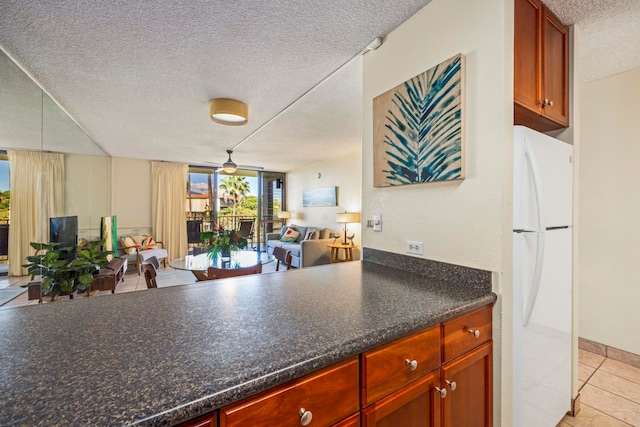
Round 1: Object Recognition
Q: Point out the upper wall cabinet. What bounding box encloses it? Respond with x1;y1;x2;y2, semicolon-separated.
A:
514;0;569;131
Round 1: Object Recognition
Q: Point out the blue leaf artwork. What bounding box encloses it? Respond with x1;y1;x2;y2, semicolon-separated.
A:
373;53;465;187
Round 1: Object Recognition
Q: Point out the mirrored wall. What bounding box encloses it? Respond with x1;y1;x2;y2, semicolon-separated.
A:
0;48;111;274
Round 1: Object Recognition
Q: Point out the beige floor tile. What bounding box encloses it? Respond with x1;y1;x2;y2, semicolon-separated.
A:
580;362;598;384
559;403;633;426
580;384;640;425
580;348;606;369
601;359;640;386
589;370;640;404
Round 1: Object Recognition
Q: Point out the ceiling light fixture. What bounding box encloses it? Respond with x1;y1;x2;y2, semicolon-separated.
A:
209;98;248;126
222;149;237;173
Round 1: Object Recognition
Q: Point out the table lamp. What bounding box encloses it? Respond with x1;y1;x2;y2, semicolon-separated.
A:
277;211;292;225
336;212;360;245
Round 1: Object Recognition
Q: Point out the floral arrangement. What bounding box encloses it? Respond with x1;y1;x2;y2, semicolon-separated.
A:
200;225;248;259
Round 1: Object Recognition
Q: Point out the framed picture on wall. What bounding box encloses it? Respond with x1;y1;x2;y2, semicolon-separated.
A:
373;53;465;187
303;187;337;207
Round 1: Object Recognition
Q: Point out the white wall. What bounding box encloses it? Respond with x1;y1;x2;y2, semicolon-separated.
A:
287;149;362;246
361;0;512;424
111;157;152;236
578;67;640;355
65;153;111;239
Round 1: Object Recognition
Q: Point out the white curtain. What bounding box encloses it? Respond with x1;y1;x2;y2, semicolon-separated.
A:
151;161;188;261
8;150;64;276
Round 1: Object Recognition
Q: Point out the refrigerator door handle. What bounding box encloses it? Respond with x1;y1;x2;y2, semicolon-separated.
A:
522;139;546;327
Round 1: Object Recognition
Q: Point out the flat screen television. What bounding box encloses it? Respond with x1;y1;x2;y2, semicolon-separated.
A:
49;216;78;263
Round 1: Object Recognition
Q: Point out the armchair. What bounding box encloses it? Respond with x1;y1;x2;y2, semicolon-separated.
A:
118;235;168;275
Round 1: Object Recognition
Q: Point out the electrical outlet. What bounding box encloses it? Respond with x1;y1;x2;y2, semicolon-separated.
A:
405;241;424;255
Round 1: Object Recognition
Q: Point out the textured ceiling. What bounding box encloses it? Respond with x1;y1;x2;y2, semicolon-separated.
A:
0;0;430;171
543;0;640;83
0;1;638;172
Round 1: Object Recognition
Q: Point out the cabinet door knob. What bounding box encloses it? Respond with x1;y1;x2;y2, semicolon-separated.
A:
299;408;313;426
468;329;480;338
436;387;447;398
405;359;418;371
548;100;554;106
446;380;457;391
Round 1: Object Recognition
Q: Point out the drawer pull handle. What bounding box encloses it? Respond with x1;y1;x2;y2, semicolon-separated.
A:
299;408;313;426
436;387;447;398
446;380;457;391
468;329;480;338
405;359;418;371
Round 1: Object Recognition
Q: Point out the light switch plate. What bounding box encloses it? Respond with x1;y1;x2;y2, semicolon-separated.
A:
373;214;382;232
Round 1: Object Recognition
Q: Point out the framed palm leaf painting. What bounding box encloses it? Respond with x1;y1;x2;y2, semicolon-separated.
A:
373;53;465;187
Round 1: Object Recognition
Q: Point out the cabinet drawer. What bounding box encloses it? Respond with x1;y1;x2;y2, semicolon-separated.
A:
180;412;217;427
220;356;359;427
361;326;440;406
442;305;492;363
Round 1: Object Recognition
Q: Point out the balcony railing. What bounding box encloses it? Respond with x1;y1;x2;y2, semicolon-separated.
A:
185;212;285;251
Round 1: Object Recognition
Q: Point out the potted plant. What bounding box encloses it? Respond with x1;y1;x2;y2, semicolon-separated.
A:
200;224;248;260
23;239;111;300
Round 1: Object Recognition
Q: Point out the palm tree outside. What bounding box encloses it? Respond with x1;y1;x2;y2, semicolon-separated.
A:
219;175;250;218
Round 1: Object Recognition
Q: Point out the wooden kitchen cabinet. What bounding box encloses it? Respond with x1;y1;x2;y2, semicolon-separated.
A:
220;356;359;427
363;371;441;427
362;305;493;427
514;0;569;131
441;342;492;427
182;305;493;427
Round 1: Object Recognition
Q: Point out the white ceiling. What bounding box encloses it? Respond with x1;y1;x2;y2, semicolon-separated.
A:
0;1;638;172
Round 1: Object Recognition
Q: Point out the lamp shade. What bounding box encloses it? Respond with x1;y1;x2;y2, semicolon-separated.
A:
277;211;292;219
336;212;360;224
210;98;248;125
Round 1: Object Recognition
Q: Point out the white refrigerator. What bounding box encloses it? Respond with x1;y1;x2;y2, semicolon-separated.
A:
513;125;573;426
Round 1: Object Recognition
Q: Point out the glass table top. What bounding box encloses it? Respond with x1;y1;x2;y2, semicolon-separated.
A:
169;251;274;271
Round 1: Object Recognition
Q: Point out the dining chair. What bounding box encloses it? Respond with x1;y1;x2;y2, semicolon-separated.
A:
237;219;255;248
273;247;292;271
142;256;159;288
206;264;262;280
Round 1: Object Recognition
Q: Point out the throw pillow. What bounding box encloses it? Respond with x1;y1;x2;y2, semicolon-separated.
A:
280;228;300;243
142;236;157;249
280;225;297;238
304;228;319;240
120;236;138;254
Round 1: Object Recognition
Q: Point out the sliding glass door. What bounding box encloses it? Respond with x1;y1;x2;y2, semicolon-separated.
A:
186;167;286;252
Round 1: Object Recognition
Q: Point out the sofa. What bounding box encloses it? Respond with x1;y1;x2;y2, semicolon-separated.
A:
266;225;333;268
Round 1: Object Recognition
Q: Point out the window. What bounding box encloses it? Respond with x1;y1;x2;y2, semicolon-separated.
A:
186;166;286;251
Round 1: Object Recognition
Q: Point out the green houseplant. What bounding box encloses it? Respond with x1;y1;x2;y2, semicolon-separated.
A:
23;239;111;299
201;225;247;260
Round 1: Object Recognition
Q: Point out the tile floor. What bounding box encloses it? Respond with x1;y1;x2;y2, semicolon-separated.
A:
4;265;640;427
559;348;640;426
0;257;280;309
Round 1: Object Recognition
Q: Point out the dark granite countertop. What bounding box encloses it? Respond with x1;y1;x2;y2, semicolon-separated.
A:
0;260;496;426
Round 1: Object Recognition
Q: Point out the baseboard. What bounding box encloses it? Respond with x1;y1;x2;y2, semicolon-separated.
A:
579;337;640;369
